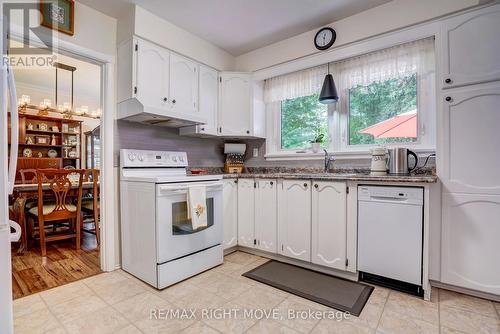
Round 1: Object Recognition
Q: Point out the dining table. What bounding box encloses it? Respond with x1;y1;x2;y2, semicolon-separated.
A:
11;181;99;254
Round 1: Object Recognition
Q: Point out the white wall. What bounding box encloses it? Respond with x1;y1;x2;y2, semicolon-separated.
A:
133;6;235;71
235;0;479;71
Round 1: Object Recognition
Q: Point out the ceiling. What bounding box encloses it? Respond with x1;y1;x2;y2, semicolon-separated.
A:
79;0;392;56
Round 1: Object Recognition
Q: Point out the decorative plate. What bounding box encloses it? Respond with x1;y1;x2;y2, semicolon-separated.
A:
23;148;32;158
48;149;58;158
38;123;48;131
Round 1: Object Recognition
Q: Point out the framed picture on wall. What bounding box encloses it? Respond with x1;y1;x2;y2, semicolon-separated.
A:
39;0;75;36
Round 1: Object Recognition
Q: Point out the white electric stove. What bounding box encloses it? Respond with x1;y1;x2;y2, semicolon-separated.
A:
119;149;223;289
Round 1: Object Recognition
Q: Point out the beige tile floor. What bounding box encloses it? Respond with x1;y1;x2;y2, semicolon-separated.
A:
13;251;500;334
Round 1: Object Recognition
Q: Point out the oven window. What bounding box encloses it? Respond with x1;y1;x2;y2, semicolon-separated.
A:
172;198;214;235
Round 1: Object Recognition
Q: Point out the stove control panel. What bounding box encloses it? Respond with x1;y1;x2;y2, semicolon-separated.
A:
120;149;188;167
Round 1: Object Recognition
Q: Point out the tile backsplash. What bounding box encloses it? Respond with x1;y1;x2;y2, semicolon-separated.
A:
114;120;225;167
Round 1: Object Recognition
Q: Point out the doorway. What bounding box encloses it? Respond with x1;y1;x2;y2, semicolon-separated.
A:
8;40;105;298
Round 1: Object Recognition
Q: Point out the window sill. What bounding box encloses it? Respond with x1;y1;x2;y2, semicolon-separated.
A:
265;147;436;161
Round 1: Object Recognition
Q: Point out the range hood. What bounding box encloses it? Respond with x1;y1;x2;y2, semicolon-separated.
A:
117;99;207;128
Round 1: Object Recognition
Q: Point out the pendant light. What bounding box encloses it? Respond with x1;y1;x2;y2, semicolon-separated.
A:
319;63;338;104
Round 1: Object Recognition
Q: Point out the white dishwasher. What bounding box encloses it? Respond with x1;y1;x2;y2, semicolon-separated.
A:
358;185;424;295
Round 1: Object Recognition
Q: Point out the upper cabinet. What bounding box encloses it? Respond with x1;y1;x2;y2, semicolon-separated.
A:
197;66;219;136
135;39;170;111
117;38;206;126
440;5;500;89
219;72;253;136
169;53;199;116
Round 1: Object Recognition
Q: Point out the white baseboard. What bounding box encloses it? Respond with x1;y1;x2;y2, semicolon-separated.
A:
430;280;500;302
234;246;359;282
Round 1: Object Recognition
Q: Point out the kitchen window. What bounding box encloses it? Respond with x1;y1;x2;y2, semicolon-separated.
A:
264;37;436;159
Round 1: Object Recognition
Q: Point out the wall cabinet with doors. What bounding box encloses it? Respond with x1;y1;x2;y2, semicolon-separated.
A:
311;181;348;271
277;180;312;262
117;38;206;124
180;65;219;136
218;72;265;138
440;5;500;89
237;178;255;248
222;179;238;249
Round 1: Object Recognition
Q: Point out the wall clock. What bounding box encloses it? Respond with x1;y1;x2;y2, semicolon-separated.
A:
314;27;336;50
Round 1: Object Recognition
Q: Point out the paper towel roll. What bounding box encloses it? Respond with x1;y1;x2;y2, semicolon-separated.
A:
224;143;246;154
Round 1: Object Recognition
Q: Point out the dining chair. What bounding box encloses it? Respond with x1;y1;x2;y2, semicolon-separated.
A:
82;169;100;244
27;169;85;257
9;197;28;253
19;169;37;184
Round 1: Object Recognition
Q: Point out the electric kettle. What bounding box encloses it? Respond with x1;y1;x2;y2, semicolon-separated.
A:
387;147;418;175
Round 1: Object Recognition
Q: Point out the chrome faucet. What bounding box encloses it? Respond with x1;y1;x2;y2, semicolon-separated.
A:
323;149;335;172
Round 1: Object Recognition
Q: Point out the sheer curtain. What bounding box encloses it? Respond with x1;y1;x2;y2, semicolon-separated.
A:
331;37;435;111
264;65;327;103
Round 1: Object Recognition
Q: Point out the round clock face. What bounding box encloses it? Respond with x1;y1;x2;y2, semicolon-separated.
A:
314;27;336;50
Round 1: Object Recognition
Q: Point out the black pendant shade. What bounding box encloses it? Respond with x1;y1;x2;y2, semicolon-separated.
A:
319;73;338;104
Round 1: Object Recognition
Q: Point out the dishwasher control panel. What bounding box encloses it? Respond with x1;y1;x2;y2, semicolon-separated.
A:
358;186;423;205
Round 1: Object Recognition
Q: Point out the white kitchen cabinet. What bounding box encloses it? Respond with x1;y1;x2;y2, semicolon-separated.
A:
278;180;311;262
169;53;198;116
255;179;277;253
179;65;219;137
441;193;500;295
439;82;500;195
219;72;253;136
222;179;238;249
237;178;255;248
135;38;170;111
440;4;500;89
311;181;347;270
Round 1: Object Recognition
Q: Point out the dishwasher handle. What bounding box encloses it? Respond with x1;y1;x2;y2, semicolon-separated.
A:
369;195;409;202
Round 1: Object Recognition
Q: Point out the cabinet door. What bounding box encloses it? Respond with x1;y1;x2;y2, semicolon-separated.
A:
169;53;198;115
198;66;219;135
219;72;252;136
237;178;255;248
222;179;238;249
278;180;311;262
311;181;347;270
439;83;500;194
441;5;500;88
136;39;169;110
441;193;500;295
255;179;277;253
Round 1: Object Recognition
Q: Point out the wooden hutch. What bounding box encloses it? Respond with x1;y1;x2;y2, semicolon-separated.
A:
9;113;82;182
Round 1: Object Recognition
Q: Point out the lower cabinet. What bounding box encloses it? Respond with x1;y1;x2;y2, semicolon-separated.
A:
441;192;500;295
222;179;238;249
255;179;278;253
237;178;255;247
311;181;347;270
278;180;311;262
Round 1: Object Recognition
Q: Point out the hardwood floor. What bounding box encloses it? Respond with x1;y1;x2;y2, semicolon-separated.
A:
11;229;100;299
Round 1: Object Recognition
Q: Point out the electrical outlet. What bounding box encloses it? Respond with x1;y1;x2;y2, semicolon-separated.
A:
253;148;259;157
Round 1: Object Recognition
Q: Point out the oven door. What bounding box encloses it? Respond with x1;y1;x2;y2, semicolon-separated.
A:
156;181;223;263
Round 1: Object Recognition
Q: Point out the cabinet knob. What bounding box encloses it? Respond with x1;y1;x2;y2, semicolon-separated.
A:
201;127;205;131
234;180;238;184
314;184;318;188
172;99;176;104
445;78;452;84
163;97;167;102
445;96;452;102
303;183;308;187
246;130;250;134
270;181;274;185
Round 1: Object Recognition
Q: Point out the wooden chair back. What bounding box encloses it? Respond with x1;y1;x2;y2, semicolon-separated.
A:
35;169;85;222
19;169;37;184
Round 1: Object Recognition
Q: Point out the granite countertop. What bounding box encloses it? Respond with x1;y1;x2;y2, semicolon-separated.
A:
221;172;438;183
